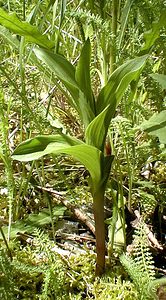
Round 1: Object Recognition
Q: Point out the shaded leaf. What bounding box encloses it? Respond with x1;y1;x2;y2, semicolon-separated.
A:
150;73;166;90
140;110;166;144
0;25;19;48
0;8;54;48
141;10;166;53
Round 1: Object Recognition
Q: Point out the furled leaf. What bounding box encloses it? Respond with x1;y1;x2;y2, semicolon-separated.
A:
85;105;110;151
141;10;166;53
12;134;103;192
150;73;166;90
0;8;54;48
140;110;166;144
89;55;147;149
75;38;95;112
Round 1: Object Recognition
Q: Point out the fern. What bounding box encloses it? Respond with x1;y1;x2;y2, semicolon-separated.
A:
120;221;166;300
0;249;16;300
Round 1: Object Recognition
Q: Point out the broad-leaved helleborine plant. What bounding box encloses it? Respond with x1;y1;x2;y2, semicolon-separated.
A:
12;39;147;274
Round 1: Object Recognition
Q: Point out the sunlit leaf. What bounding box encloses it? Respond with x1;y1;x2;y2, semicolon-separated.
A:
85;105;110;151
0;8;54;48
34;47;94;127
12;134;103;192
97;55;148;114
140;110;166;144
34;48;77;89
75;38;95;112
88;55;148;149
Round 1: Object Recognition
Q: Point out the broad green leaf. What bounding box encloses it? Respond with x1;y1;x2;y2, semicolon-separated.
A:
12;134;83;160
12;134;103;192
150;73;166;90
34;47;94;127
75;38;95;112
141;10;166;53
34;48;78;89
96;55;148;114
0;8;54;49
140;110;166;144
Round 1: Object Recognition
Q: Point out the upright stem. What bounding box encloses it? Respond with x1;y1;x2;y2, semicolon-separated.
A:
110;0;119;73
93;189;105;276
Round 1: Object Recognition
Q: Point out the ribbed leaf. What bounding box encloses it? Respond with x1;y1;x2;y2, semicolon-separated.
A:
75;38;95;112
12;134;103;192
85;105;110;150
87;55;148;149
0;8;54;49
96;55;148;114
34;47;94;127
34;48;77;89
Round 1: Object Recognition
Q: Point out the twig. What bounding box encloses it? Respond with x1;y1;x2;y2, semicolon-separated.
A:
36;186;95;236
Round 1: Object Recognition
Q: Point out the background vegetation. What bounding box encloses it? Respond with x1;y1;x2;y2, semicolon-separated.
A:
0;0;166;299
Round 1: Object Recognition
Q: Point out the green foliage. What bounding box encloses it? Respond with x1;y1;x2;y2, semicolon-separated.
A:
140;110;166;144
94;275;139;300
141;10;166;53
120;222;160;300
0;8;54;48
0;249;16;300
150;73;166;90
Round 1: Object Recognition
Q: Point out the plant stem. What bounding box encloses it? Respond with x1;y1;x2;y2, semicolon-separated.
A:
110;0;119;73
93;189;105;276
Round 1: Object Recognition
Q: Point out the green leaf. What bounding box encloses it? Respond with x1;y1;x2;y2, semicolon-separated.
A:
34;47;94;127
0;206;66;240
141;10;166;53
0;25;19;48
88;55;147;149
150;73;166;90
96;55;148;114
75;38;95;112
85;105;110;150
12;134;103;192
12;134;83;160
140;110;166;144
34;47;77;89
0;8;54;49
